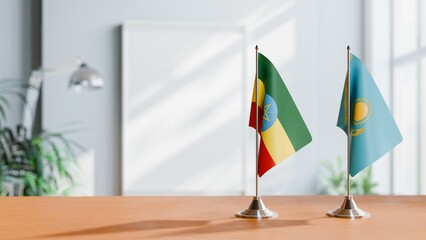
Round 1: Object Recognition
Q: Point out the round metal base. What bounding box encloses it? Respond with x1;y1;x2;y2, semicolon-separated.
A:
327;195;370;219
236;196;278;219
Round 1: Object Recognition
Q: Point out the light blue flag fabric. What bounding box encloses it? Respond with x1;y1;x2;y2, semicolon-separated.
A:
337;53;403;176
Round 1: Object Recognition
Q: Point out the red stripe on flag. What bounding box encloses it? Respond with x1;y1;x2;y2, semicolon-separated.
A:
249;102;263;134
258;139;276;177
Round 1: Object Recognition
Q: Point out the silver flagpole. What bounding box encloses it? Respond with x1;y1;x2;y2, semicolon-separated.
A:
327;46;369;219
347;45;351;198
236;45;277;219
255;45;259;198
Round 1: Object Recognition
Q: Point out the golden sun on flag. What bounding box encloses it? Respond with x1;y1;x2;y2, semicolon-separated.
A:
353;97;372;126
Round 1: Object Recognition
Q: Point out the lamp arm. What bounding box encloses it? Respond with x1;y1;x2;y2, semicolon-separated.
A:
22;71;43;137
34;65;76;77
35;58;82;76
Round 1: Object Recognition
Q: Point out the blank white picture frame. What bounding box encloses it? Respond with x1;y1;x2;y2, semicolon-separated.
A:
121;21;248;195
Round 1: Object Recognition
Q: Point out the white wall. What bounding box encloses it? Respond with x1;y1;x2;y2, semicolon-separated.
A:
0;0;32;127
42;0;363;195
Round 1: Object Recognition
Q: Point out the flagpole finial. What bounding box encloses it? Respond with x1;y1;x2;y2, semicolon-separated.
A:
347;45;351;51
255;45;259;51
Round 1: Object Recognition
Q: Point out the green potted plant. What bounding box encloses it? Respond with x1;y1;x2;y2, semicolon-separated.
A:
319;156;378;195
0;79;81;196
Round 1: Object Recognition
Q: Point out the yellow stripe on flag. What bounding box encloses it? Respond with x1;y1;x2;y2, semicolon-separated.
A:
261;119;296;163
251;79;265;108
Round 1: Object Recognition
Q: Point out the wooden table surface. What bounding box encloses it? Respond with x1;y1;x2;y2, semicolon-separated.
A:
0;196;425;239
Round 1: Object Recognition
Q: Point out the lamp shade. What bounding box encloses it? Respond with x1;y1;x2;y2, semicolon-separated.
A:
69;63;104;90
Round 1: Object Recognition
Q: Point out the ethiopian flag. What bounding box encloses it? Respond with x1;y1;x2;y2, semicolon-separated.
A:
337;53;402;176
249;53;312;177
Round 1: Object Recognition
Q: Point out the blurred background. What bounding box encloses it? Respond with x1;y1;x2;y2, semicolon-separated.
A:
0;0;424;196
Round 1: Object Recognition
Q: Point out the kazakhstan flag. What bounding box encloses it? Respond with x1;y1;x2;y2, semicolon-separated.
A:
337;53;402;177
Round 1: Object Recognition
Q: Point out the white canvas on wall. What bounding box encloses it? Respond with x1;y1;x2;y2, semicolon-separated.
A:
121;21;248;195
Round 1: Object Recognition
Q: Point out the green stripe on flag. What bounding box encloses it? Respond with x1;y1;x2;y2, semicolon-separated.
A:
258;53;311;150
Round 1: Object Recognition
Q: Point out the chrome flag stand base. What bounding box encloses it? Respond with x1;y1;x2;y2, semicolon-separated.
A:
327;195;370;219
236;196;278;219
